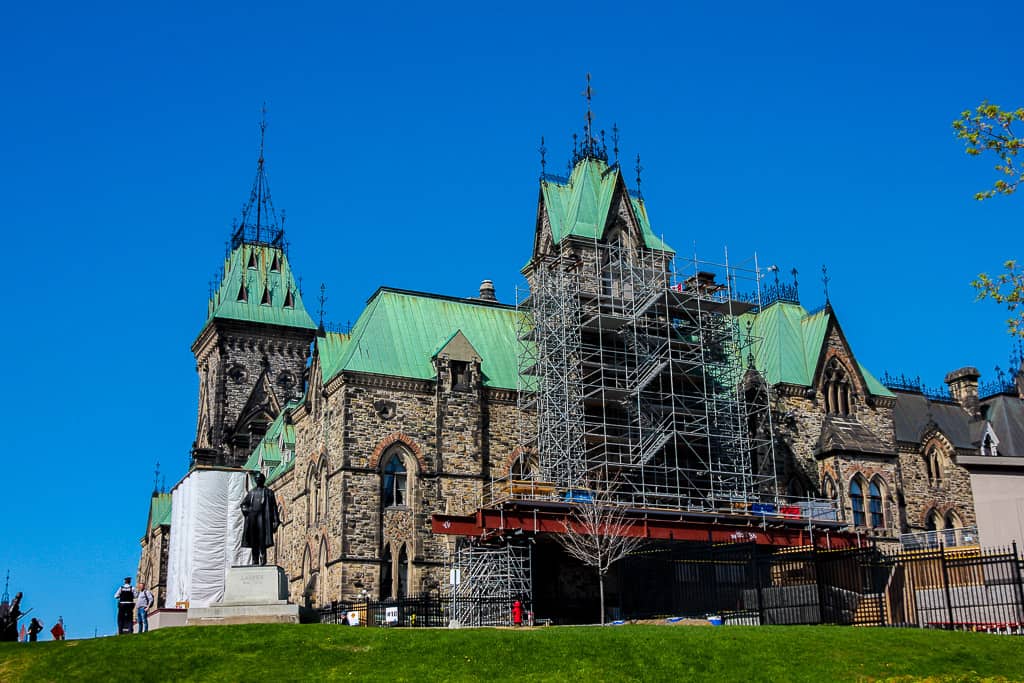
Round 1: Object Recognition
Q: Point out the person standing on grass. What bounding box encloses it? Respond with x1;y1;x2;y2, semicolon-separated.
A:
114;577;136;635
135;582;154;633
27;617;43;642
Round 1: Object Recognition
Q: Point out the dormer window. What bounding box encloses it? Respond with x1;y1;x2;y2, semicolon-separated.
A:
260;287;272;306
247;250;259;269
283;289;295;308
270;253;281;272
237;283;248;302
822;358;853;416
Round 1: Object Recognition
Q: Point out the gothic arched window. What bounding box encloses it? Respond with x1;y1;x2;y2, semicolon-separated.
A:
925;508;944;532
869;477;885;529
925;446;944;487
822;358;853;416
850;476;866;527
382;454;408;508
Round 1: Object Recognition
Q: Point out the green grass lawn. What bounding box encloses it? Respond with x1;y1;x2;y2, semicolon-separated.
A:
2;624;1022;682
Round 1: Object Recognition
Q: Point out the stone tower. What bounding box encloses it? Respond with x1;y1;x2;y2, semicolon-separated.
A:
190;124;317;468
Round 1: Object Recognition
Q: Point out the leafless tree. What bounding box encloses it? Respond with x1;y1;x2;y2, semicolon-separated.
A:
552;483;647;624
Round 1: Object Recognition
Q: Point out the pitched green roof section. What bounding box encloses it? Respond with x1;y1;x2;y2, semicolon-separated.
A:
542;158;673;253
149;493;172;529
741;302;894;397
205;243;316;331
316;332;351;384
322;288;522;389
245;400;300;484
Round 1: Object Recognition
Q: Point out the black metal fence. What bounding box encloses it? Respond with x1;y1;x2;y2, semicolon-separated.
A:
619;541;1024;630
318;594;531;628
884;544;1024;633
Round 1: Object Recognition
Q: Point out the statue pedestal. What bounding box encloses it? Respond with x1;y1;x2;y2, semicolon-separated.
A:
186;565;299;626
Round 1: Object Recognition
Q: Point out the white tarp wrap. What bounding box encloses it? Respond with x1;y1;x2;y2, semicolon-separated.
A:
166;469;248;608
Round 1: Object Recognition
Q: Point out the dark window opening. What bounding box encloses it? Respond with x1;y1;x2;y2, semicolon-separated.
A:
247;251;258;269
869;479;884;528
382;454;407;507
822;358;853;415
237;283;248;302
260;287;272;305
451;361;470;390
270;253;281;272
284;289;295;308
850;478;865;527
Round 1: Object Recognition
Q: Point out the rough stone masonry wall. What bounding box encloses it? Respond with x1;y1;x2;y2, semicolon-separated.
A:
271;368;523;606
898;443;976;532
772;390;901;535
135;523;170;608
194;321;312;467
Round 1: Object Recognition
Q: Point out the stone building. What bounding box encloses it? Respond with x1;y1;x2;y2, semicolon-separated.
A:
136;111;1021;614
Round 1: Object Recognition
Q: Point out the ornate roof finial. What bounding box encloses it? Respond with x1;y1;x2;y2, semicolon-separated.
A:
611;123;620;165
822;265;831;304
791;267;799;294
583;72;594;152
539;136;547;179
153;461;160;496
635;154;643;198
233;103;283;250
318;282;327;333
768;264;780;290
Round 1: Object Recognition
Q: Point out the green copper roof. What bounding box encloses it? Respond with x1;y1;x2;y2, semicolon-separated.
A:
149;493;172;529
541;158;673;253
316;331;351;384
741;301;893;397
246;400;301;485
322;288;522;389
204;243;316;331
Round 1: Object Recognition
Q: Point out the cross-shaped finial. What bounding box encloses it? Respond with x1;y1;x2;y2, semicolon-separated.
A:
318;282;327;328
258;102;268;165
611;123;620;165
821;265;831;303
635;154;643;196
153;461;161;496
539;136;547;178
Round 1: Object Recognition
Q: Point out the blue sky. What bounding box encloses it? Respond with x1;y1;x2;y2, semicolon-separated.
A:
2;0;1021;637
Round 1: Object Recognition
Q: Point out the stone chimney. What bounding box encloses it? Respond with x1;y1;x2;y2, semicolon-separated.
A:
479;279;496;301
944;366;981;418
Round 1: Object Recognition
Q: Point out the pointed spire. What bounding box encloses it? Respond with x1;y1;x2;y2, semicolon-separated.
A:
232;103;284;250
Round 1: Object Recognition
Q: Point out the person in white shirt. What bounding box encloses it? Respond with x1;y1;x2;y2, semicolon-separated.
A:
135;582;155;633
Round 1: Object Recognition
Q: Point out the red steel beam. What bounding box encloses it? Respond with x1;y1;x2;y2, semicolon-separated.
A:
432;506;860;549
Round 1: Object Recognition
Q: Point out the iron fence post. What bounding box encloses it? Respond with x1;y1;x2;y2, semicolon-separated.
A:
1013;541;1024;624
939;546;955;628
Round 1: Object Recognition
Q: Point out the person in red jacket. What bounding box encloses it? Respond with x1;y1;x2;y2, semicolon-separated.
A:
512;600;523;627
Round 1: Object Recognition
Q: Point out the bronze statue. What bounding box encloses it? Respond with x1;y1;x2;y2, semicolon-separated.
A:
240;472;280;566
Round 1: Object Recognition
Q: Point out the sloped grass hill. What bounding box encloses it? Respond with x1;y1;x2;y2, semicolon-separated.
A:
2;624;1023;682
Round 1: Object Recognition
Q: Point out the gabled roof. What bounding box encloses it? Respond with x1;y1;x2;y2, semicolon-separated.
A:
892;391;973;448
245;399;300;484
741;301;893;397
149;493;172;530
203;242;316;332
982;394;1024;456
540;158;673;253
321;288;522;389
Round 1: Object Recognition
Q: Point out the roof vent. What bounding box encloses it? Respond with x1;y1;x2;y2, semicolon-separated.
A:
479;279;496;301
283;289;295;308
270;253;281;272
237;283;248;302
260;287;272;306
247;250;258;269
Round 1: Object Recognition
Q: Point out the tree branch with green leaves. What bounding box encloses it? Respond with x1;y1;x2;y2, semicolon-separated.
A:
972;260;1024;338
952;102;1024;200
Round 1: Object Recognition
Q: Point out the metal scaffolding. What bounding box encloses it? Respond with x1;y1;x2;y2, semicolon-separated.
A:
448;539;532;626
510;238;781;512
